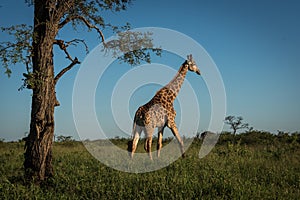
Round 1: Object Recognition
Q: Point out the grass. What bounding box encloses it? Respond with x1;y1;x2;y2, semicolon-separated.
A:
0;134;300;199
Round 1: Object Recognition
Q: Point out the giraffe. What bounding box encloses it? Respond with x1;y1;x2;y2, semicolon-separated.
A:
128;54;201;160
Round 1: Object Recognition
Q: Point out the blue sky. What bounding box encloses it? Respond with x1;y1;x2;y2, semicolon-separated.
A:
0;0;300;141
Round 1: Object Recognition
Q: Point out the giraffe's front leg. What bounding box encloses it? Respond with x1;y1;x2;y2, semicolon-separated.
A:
145;137;153;160
144;127;154;160
157;126;165;158
168;122;185;158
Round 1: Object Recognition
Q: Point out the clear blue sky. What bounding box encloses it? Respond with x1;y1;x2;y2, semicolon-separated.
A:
0;0;300;141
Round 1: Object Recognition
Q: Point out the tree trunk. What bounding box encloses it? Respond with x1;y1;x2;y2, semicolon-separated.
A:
24;67;56;182
24;1;59;183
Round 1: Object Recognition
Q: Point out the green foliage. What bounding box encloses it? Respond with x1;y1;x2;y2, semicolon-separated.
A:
55;135;79;147
105;31;162;65
1;136;299;199
0;24;33;77
70;0;132;25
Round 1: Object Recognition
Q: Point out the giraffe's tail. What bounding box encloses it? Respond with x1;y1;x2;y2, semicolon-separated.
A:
128;115;138;156
131;121;137;139
131;111;138;139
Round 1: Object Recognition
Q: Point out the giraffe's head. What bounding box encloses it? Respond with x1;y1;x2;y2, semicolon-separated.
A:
186;54;201;75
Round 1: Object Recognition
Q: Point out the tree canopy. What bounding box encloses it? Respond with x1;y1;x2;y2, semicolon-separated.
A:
1;0;161;83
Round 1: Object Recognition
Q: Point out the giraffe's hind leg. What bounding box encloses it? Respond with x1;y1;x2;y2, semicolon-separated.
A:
129;124;142;159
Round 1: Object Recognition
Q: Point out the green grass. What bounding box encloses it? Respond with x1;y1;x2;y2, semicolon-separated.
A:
0;136;300;199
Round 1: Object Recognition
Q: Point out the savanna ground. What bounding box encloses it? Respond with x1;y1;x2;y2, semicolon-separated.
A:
1;131;300;199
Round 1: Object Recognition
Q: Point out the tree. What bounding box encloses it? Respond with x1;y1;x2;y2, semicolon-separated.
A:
1;0;160;183
224;116;249;136
56;135;73;142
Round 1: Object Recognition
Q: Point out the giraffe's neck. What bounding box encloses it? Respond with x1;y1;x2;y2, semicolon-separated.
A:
158;63;188;103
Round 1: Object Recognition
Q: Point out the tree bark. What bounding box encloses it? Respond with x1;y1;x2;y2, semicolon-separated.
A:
24;1;59;182
24;66;56;182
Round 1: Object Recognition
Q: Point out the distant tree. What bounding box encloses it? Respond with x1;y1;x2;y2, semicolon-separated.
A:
224;116;249;136
56;135;73;142
0;0;160;183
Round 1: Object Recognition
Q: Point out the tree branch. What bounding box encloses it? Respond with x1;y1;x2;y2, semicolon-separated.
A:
54;39;74;62
54;57;80;85
54;38;89;60
53;38;90;84
58;15;77;29
59;15;105;43
65;39;89;54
